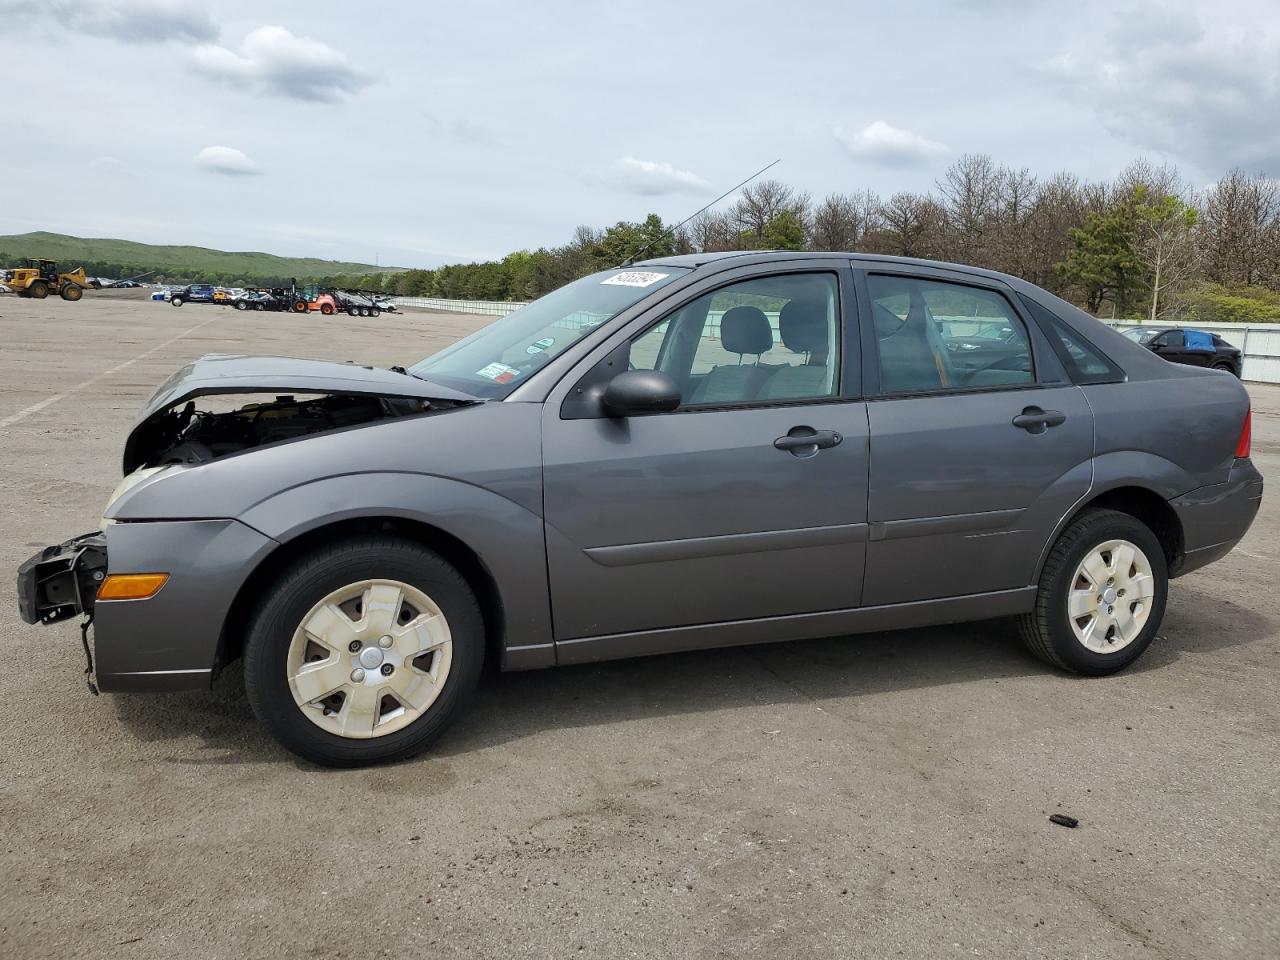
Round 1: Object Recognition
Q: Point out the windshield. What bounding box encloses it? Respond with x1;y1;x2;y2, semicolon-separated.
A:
409;267;688;398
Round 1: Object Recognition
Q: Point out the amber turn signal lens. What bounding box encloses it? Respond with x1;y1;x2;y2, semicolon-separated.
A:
97;573;169;601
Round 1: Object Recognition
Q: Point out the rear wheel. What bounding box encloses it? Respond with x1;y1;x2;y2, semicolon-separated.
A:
370;306;381;318
243;537;484;766
60;283;83;301
293;301;307;312
29;280;49;299
235;300;249;310
1018;509;1167;675
348;307;360;317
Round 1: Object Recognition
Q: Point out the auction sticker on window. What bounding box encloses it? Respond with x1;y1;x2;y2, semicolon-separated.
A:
475;362;521;385
601;271;669;287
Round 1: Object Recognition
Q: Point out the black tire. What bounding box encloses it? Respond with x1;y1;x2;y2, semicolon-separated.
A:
236;300;248;310
370;306;381;318
171;296;184;307
255;303;265;311
1212;361;1238;377
29;280;49;299
348;307;359;317
60;283;83;301
1018;508;1167;675
243;536;485;767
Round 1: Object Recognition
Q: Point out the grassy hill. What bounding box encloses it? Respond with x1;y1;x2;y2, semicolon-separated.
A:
0;231;401;283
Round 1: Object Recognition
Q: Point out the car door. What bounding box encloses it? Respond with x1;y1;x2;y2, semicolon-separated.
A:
857;265;1094;606
541;263;870;648
1150;329;1197;366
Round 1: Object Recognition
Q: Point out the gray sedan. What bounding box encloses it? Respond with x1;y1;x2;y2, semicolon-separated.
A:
17;252;1263;766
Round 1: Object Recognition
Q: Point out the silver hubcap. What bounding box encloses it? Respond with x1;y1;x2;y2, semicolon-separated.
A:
286;579;453;739
1068;539;1156;653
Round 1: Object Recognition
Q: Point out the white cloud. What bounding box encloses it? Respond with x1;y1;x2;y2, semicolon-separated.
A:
194;146;261;177
191;25;373;102
586;157;710;196
5;0;218;44
1046;5;1280;174
835;121;950;166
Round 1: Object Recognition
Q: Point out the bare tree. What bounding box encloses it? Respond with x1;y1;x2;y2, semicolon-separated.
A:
678;210;735;253
809;190;878;250
1200;169;1280;286
1136;192;1200;321
868;193;945;259
936;153;1002;264
731;179;810;246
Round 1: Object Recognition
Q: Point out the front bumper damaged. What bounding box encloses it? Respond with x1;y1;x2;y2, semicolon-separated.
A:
17;519;278;693
17;532;107;625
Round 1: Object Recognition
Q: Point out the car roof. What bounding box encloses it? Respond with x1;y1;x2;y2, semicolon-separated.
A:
636;249;1026;285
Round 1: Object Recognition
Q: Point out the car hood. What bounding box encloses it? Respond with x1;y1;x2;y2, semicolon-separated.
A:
135;353;478;425
121;354;480;474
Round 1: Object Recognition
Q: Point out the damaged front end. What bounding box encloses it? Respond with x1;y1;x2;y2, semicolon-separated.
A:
121;353;479;472
17;532;107;626
16;353;481;694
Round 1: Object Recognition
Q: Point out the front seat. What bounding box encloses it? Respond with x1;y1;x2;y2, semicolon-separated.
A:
689;305;773;404
762;298;832;399
876;288;954;393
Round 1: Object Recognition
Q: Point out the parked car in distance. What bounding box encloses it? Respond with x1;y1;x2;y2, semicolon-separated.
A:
17;252;1262;766
1120;326;1242;377
233;290;287;312
169;284;217;307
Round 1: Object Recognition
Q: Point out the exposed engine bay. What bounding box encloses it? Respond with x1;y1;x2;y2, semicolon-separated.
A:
128;393;461;470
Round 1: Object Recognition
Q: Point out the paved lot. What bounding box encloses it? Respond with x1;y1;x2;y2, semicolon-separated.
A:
1;293;1277;960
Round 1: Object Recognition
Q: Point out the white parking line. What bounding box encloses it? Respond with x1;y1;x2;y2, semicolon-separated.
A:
0;315;221;429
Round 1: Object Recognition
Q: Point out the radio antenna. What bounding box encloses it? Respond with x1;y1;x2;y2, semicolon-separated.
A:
621;158;781;266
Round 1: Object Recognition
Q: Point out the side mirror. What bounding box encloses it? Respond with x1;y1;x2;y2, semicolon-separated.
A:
601;370;681;416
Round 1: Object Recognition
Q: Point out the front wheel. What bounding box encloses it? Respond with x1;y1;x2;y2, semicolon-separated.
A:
1018;509;1167;675
236;300;248;310
29;280;49;299
243;537;484;766
170;296;184;307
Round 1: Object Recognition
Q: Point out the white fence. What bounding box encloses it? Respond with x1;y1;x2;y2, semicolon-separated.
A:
394;295;1280;385
1107;320;1280;384
392;296;526;316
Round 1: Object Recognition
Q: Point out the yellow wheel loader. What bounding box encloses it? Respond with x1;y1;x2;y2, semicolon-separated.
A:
4;259;87;301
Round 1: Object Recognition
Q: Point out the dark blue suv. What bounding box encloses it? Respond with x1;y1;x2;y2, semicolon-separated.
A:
169;284;217;307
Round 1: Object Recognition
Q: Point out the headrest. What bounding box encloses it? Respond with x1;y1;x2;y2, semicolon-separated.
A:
720;306;772;355
778;298;829;354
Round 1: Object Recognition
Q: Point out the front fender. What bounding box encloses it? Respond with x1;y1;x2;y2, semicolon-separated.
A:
238;472;554;664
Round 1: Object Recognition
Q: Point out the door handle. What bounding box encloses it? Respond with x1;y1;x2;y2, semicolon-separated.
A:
1012;406;1066;433
774;427;842;456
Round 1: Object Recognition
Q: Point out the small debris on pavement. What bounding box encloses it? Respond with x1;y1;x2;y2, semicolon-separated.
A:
1049;814;1079;828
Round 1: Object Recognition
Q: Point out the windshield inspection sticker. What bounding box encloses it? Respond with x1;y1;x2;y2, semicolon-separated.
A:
475;362;521;385
526;336;555;355
602;271;669;287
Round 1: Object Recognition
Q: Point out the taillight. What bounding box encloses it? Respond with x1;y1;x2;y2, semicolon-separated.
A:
1235;408;1252;459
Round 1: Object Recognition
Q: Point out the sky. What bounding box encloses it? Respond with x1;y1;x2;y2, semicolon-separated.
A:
1;0;1278;268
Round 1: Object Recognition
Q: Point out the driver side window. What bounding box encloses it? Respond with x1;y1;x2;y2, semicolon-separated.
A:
629;272;841;408
869;274;1033;394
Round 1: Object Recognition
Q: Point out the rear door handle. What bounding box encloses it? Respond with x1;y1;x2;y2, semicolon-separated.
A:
1012;406;1066;433
774;427;842;456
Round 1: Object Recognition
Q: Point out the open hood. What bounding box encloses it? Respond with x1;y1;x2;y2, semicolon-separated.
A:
136;353;477;425
122;354;479;474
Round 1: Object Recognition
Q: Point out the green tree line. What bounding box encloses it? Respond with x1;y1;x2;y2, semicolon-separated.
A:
8;156;1280;322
